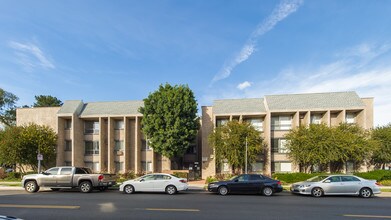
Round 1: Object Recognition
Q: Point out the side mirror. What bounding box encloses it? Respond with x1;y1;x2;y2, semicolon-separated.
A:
140;179;145;182
234;179;239;182
324;180;331;183
41;172;49;175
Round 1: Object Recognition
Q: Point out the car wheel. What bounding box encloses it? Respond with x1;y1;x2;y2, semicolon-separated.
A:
25;181;39;193
311;187;323;197
359;187;373;198
165;185;177;195
218;186;228;196
262;187;273;196
79;181;92;193
51;188;60;191
124;185;134;194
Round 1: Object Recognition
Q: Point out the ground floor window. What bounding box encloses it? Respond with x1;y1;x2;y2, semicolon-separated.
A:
273;162;292;173
141;161;152;172
115;161;124;173
65;161;72;166
85;161;100;173
251;162;264;173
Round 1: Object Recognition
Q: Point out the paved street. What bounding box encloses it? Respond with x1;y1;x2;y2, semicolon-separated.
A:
1;189;391;220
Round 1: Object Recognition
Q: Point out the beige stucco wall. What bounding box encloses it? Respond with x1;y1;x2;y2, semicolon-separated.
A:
16;107;60;130
201;106;215;179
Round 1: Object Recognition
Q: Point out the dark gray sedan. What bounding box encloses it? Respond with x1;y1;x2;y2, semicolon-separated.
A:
291;175;381;198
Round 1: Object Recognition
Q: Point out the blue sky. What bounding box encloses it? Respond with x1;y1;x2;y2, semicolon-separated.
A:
1;0;391;125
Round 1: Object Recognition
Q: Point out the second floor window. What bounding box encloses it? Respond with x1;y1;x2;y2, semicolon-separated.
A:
65;119;72;130
115;120;124;130
85;121;99;134
271;116;292;131
216;118;229;127
272;138;289;154
85;141;99;155
346;113;356;124
245;118;263;132
310;114;322;124
65;140;72;151
141;139;152;151
114;140;124;151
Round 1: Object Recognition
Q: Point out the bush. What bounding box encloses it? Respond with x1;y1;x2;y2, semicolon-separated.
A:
380;180;391;186
205;174;236;184
173;172;188;179
354;170;391;181
4;172;22;180
205;176;217;184
272;173;324;184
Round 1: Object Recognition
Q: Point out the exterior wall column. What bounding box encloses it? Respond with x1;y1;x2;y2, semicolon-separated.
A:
56;118;65;166
263;112;272;177
99;117;108;172
72;115;84;167
124;116;130;172
201;106;215;179
135;117;140;172
107;117;115;173
293;111;300;128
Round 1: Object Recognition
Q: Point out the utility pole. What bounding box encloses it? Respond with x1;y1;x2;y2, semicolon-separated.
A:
245;136;248;174
145;136;148;173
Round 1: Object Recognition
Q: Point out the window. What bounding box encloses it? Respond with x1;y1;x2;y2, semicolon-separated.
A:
216;119;229;127
250;175;264;181
65;161;72;166
346;113;356;124
327;176;341;182
237;175;249;182
60;168;73;175
141;161;153;172
245;118;263;131
271;116;292;131
115;161;124;172
222;162;230;172
115;120;124;130
75;167;88;174
341;176;360;182
114;140;124;151
141;139;152;151
65;120;72;130
272;139;289;153
273;162;292;173
65;140;72;151
84;121;99;134
85;141;99;155
84;162;99;172
45;168;59;175
251;162;264;172
311;114;322;124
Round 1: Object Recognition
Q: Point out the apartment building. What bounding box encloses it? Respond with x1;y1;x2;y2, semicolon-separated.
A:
201;91;373;179
16;100;200;174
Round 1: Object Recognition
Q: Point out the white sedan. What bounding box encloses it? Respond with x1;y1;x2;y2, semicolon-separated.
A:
119;173;188;195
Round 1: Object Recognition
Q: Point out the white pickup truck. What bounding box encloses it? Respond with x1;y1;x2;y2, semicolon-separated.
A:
22;166;116;193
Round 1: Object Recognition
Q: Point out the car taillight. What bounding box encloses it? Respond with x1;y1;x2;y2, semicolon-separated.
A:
179;179;187;183
98;175;104;181
277;181;281;185
375;182;382;186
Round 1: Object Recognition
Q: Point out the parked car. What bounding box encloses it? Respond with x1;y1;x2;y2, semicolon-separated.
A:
21;166;116;193
290;175;381;198
208;174;283;196
119;173;188;195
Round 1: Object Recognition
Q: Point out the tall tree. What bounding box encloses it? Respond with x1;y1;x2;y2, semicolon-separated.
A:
208;120;264;173
371;124;391;169
0;88;18;126
0;124;57;173
33;95;63;107
139;83;200;160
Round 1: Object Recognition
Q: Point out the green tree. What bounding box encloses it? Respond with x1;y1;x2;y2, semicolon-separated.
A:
371;124;391;169
208;120;264;173
0;88;18;126
33;95;62;107
139;84;200;160
0;124;57;173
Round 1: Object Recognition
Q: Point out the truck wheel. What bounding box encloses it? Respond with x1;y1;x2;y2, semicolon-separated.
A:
79;181;92;193
25;181;39;193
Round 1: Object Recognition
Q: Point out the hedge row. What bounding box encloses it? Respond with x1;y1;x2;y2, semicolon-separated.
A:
354;170;391;181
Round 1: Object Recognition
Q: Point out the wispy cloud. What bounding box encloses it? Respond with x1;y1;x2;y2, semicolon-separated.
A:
211;0;303;84
9;41;55;70
204;42;391;126
237;81;252;90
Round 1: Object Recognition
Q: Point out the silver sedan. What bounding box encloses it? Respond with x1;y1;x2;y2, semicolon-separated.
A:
291;175;381;198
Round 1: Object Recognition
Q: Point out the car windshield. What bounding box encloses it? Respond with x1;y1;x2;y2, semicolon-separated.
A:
230;176;238;181
306;175;329;182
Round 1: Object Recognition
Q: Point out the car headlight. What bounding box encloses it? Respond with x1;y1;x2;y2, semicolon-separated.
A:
299;184;311;188
209;184;217;187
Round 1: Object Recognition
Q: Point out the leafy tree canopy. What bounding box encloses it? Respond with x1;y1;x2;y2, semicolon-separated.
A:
0;88;18;126
208;120;264;173
33;95;63;107
139;83;200;159
371;124;391;169
0;124;57;173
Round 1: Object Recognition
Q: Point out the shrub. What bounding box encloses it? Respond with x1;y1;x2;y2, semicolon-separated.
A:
205;176;217;184
380;180;391;186
173;172;188;179
272;173;324;184
354;170;391;181
4;172;22;180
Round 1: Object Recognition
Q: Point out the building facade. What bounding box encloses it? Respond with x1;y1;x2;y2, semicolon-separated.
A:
17;100;200;174
16;91;373;178
200;91;373;178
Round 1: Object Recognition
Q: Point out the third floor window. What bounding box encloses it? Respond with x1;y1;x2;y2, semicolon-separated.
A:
85;121;99;134
271;116;292;131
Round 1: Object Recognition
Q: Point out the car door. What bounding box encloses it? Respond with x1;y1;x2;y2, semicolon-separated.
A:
228;175;251;193
340;176;362;194
138;175;155;191
55;167;73;187
40;168;59;186
322;176;342;194
249;174;264;193
153;175;171;192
